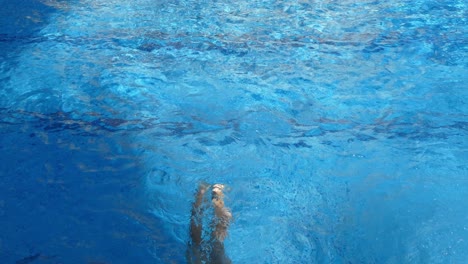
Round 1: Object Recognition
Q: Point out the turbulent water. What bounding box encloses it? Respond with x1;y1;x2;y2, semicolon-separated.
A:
0;0;467;263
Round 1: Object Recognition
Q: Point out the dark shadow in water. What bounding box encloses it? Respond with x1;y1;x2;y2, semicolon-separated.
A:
0;111;184;263
0;0;64;67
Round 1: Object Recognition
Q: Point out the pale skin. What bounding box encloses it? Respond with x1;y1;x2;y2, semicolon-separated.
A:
212;184;232;242
187;183;232;264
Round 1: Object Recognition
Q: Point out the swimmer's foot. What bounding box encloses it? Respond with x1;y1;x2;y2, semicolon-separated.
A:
211;184;225;201
190;182;210;246
194;182;210;207
211;184;232;242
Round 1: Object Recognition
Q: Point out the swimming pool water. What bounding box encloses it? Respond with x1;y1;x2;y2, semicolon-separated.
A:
0;0;467;263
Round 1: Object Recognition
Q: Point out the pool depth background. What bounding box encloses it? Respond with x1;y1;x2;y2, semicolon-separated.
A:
0;0;467;263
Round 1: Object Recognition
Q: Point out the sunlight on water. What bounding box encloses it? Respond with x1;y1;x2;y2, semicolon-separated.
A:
0;0;467;263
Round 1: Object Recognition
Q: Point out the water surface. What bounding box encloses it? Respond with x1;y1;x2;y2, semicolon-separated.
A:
0;0;467;263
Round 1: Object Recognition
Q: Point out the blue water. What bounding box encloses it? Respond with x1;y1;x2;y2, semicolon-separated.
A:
1;0;467;263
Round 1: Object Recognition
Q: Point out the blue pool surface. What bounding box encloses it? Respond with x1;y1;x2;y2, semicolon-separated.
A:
0;0;467;263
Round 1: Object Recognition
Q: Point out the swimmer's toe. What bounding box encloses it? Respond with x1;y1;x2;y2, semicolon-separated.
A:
197;182;210;194
212;184;225;197
213;183;224;190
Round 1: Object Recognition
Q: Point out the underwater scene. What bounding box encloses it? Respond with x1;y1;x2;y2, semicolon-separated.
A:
0;0;467;263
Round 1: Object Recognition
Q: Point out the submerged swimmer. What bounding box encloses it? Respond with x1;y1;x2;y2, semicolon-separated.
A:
187;183;232;264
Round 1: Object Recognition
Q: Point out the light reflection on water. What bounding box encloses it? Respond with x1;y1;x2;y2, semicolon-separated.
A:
0;0;466;263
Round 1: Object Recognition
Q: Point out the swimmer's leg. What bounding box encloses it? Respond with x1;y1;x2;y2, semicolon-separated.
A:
187;183;209;264
210;184;232;264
